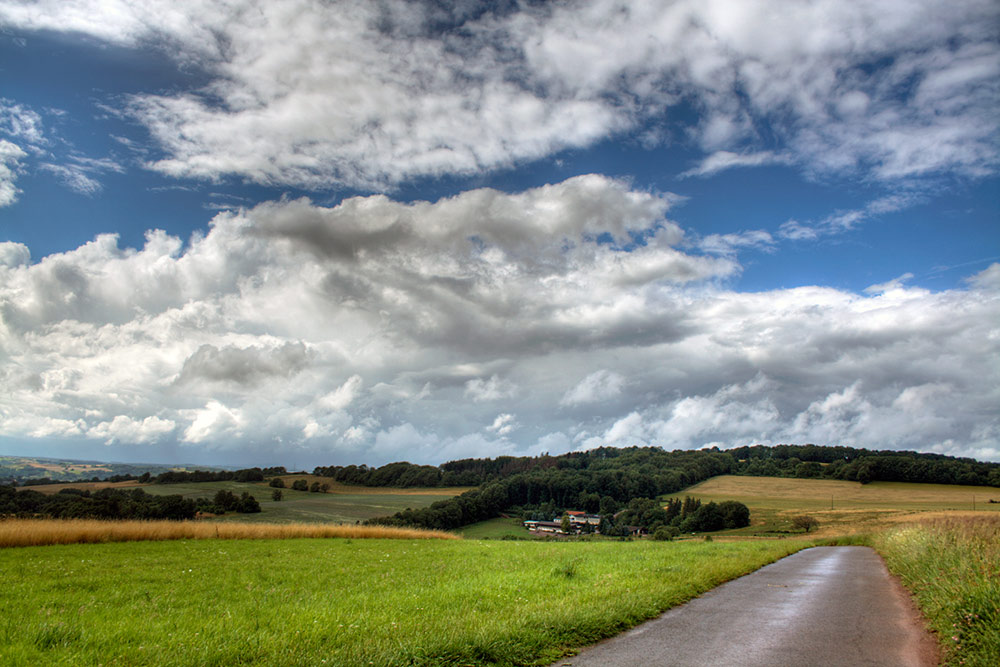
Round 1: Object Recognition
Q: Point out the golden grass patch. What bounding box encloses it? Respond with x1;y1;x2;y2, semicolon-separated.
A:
686;475;1000;509
0;518;459;548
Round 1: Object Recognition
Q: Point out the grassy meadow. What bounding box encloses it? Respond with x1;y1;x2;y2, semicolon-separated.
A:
679;475;1000;537
457;517;540;539
23;476;472;524
0;536;805;666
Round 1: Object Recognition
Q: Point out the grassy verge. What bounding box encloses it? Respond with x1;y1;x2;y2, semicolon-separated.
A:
0;519;456;547
0;537;805;665
871;516;1000;667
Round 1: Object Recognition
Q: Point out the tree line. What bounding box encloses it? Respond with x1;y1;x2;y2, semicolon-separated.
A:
0;485;262;520
0;485;197;520
323;444;999;492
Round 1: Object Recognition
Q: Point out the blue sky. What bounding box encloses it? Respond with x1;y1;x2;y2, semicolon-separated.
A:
0;0;998;467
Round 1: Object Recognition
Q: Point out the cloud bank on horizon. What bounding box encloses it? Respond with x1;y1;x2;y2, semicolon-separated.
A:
0;0;998;466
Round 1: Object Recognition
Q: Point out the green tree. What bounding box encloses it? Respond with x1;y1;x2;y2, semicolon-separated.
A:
291;479;308;491
269;477;285;488
718;500;751;529
271;489;283;501
560;515;572;534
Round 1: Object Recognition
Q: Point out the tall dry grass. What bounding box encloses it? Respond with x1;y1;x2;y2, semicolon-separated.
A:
0;518;458;547
873;515;999;667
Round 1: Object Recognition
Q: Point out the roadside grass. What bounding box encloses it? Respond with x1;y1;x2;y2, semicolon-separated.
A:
0;519;456;548
0;537;806;666
679;475;1000;537
871;516;1000;667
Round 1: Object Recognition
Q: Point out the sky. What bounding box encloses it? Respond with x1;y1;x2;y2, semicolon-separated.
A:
0;0;998;469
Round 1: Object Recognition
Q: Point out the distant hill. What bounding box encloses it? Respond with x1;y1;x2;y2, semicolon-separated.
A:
0;455;222;485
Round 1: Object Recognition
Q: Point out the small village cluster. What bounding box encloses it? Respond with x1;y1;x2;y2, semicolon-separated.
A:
522;511;646;536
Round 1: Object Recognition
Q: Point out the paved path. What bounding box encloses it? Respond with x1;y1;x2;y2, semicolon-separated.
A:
553;546;937;667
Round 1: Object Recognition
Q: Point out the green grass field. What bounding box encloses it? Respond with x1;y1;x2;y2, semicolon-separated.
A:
136;479;468;524
456;516;540;539
0;537;805;666
677;475;1000;537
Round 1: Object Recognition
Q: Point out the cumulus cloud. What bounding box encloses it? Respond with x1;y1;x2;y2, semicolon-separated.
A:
0;177;997;464
1;0;995;189
560;370;627;406
88;415;175;445
0;242;30;267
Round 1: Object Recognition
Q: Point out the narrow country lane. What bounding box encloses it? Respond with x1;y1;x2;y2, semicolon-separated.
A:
554;546;937;667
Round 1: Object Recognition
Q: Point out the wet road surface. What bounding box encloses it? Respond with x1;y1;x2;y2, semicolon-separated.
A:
553;546;937;667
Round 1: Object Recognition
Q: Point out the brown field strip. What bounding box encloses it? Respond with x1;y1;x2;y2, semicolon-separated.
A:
0;518;459;547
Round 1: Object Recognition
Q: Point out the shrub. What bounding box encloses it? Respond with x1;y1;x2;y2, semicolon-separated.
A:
652;526;679;541
291;479;308;491
791;515;819;533
269;478;285;488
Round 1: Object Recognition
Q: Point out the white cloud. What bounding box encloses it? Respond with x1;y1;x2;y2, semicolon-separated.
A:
0;242;30;267
780;194;918;240
679;151;792;178
486;413;518;437
1;1;994;189
697;230;775;256
39;156;126;196
465;375;517;403
88;415;175;445
967;262;1000;290
0;99;45;147
0;177;997;463
0;139;26;206
864;273;914;295
560;370;627;406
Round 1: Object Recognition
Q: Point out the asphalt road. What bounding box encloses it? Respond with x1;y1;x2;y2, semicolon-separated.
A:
553;546;937;667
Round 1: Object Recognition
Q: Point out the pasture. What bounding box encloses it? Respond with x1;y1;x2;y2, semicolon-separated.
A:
457;516;538;539
679;475;1000;537
0;537;804;666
